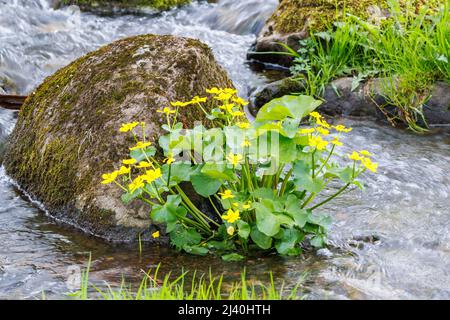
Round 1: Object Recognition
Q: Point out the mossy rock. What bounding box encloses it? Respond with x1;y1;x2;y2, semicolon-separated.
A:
3;34;233;242
249;0;443;66
56;0;191;13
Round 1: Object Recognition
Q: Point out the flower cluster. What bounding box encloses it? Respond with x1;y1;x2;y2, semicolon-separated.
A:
102;90;377;258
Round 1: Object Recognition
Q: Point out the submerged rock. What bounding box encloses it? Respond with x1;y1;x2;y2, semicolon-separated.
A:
3;34;233;242
55;0;191;14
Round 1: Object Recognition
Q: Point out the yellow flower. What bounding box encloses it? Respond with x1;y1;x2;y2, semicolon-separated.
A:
206;87;221;94
243;201;252;210
362;157;378;173
227;226;235;236
331;137;343;146
101;171;119;184
230;111;245;117
316;127;330;136
119;122;139;133
157;107;176;115
299;128;315;135
236;122;251;129
334;125;353;133
241;139;251;147
170;101;190;107
226;152;243;166
309;136;329;151
117;166;131;175
232;97;249;106
360;150;373;157
128;176;144;193
152;231;160;239
164;156;175;165
136;161;152;169
143;168;162;183
309;112;322;120
317;118;331;128
215;92;233;101
129;141;152;151
219;190;234;200
190;96;207;104
222;209;240;223
220;103;235;113
123;158;137;165
349;151;362;161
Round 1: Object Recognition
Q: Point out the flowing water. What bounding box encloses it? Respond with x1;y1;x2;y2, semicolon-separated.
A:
0;0;449;300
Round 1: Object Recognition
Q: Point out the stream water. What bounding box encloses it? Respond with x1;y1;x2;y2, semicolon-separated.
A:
0;0;449;300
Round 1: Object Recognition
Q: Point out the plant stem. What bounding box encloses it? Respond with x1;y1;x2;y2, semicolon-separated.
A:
309;183;351;210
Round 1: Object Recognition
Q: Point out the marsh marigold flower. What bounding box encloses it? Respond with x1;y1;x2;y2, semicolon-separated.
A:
222;209;240;223
360;150;373;157
123;158;137;165
128;176;144;193
362;157;378;173
316;127;330;136
101;171;119;184
143;168;162;183
136;161;152;169
232;97;249;106
309;136;329;150
349;151;362;161
236;122;251;129
331;137;343;146
299;128;315;135
334;125;353;133
152;231;160;239
219;190;234;200
119;122;139;133
129;141;152;151
117;166;131;175
157;107;176;116
227;152;243;166
227;226;235;236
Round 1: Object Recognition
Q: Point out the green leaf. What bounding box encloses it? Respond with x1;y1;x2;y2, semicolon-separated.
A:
254;202;280;237
130;146;156;163
274;228;304;256
222;253;245;262
190;172;223;197
169;163;195;183
237;220;251;239
170;225;202;251
310;235;326;248
256;95;322;122
207;240;235;251
284;195;310;228
250;228;273;250
150;195;182;224
183;245;209;256
278;136;298;163
293;161;325;193
121;189;142;205
252;188;275;200
201;163;236;181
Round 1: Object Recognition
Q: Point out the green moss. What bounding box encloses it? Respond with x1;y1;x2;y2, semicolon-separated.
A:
59;0;191;11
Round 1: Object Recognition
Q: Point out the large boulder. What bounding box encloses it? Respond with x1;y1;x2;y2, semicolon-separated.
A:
3;34;233;242
55;0;191;14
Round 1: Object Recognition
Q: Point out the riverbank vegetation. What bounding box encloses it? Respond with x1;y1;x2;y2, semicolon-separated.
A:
69;262;305;300
281;0;449;132
102;89;377;258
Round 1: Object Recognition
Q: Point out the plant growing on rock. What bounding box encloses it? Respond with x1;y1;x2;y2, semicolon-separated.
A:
102;89;377;259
